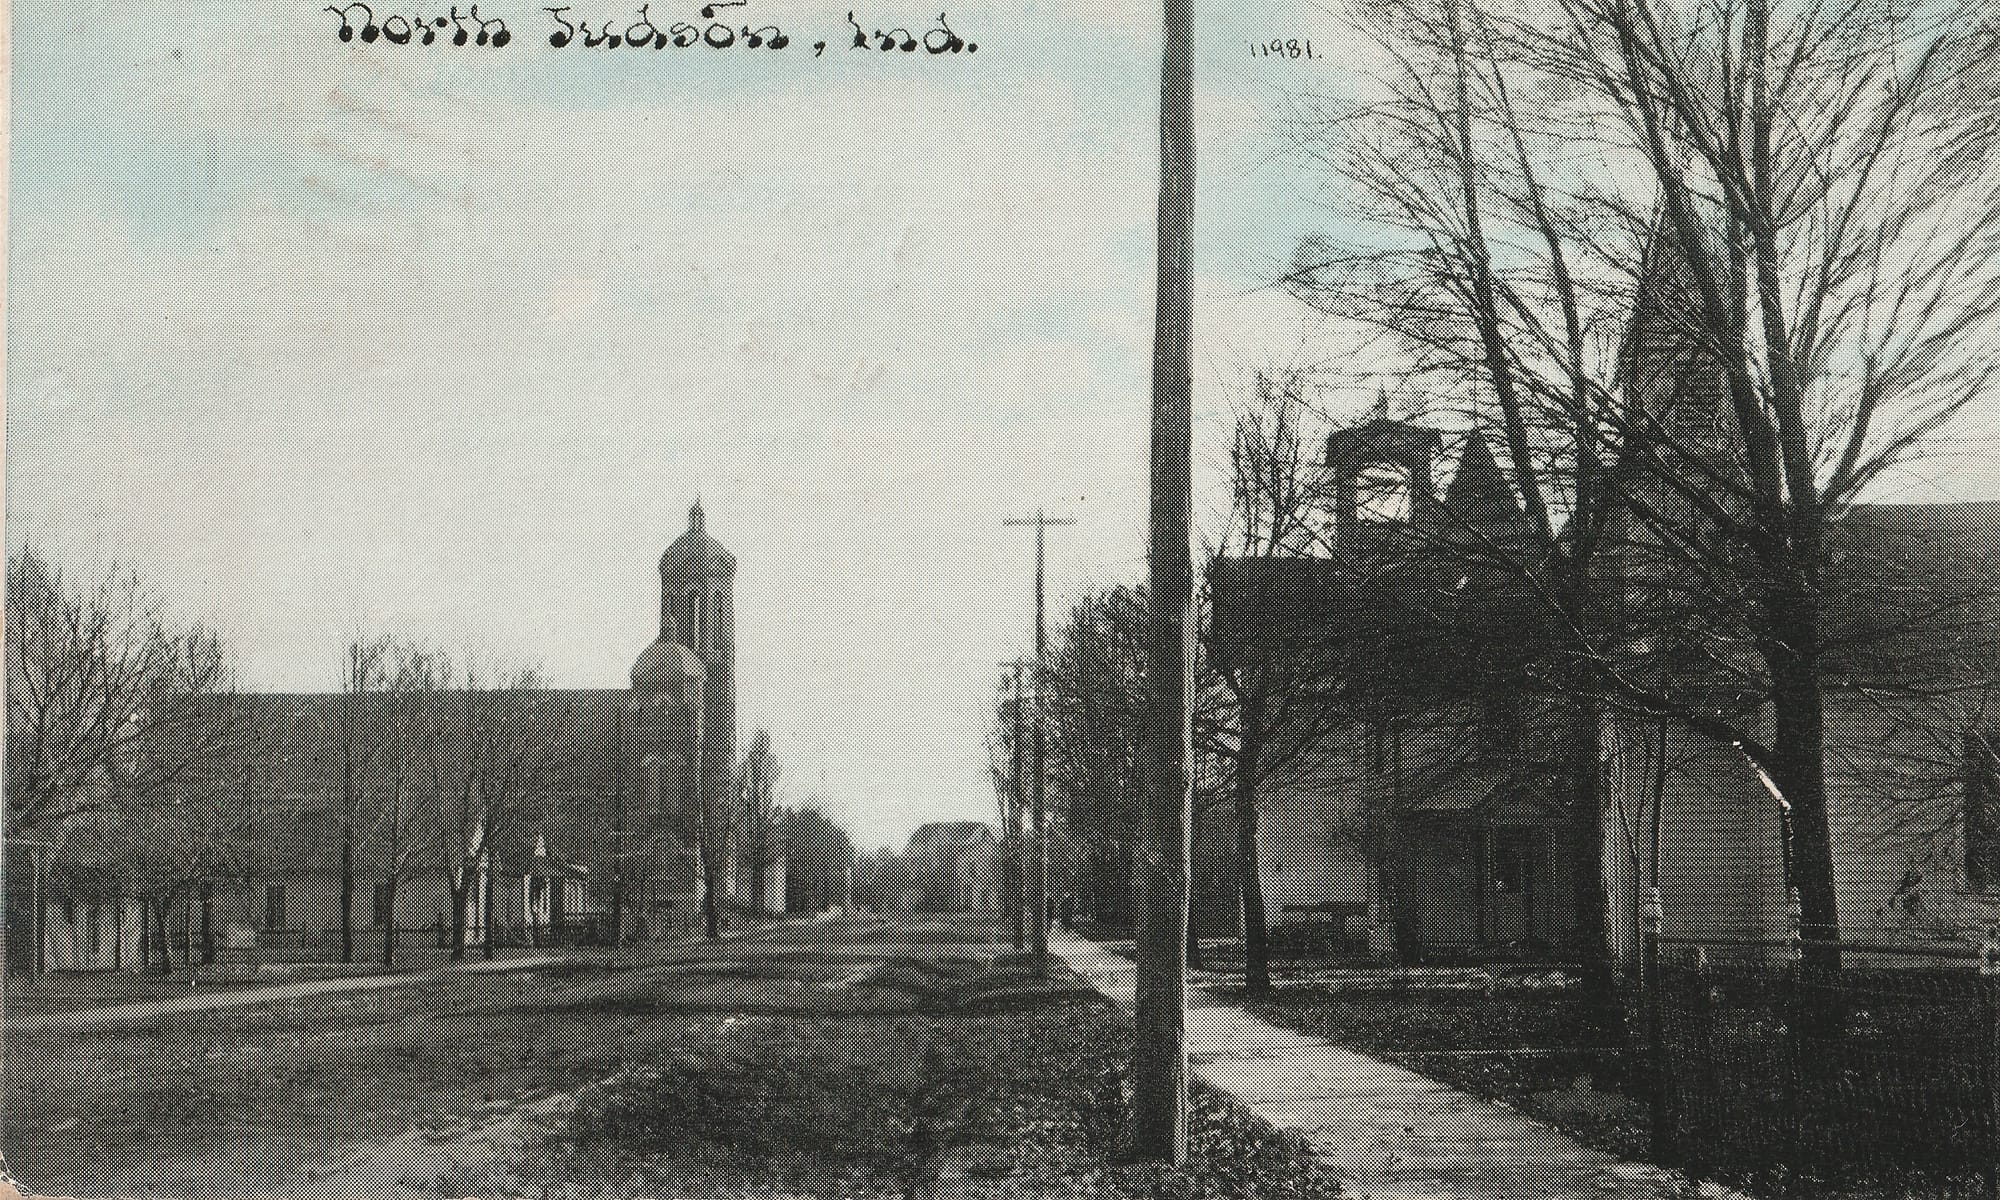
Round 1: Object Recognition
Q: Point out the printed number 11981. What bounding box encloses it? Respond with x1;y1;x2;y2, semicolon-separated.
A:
1252;38;1315;58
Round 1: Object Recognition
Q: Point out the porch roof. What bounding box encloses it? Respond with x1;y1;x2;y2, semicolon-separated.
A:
1401;770;1561;816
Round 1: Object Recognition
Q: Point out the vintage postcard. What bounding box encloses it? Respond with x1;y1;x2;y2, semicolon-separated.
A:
5;0;1999;1196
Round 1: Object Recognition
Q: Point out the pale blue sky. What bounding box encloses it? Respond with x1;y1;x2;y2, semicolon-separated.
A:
16;1;1992;848
8;0;1375;848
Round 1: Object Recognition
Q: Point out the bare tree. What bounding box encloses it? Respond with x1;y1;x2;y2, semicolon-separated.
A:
1042;586;1230;968
1287;0;2000;996
434;661;552;960
6;546;237;839
81;692;272;975
736;728;783;914
778;804;854;914
1559;0;2000;976
1205;371;1410;995
328;636;391;964
983;668;1029;948
374;641;448;967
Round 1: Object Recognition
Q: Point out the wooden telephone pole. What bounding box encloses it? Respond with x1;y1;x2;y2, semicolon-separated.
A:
1133;0;1196;1164
1003;510;1074;975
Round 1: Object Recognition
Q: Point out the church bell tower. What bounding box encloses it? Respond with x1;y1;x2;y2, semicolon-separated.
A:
659;500;737;887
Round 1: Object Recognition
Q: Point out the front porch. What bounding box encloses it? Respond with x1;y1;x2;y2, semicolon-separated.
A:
1385;775;1580;964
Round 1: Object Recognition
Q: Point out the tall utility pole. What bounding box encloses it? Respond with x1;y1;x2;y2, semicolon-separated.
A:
1003;510;1075;975
1134;0;1197;1165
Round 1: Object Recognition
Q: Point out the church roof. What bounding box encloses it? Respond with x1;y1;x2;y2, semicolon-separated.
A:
1440;431;1525;528
662;501;736;577
632;637;705;691
49;686;694;889
1823;500;2000;682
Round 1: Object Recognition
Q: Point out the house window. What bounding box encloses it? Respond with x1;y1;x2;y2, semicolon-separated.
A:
264;883;289;930
373;880;396;927
1967;733;2000;891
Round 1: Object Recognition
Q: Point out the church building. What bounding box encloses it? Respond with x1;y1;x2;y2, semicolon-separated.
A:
30;503;785;974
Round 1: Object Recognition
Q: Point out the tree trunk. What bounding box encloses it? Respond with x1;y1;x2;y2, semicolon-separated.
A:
1372;856;1402;965
338;832;356;964
150;898;173;976
1567;700;1619;1032
1235;722;1271;998
381;875;400;968
1772;664;1840;964
694;699;721;942
702;844;722;940
198;882;214;967
449;877;469;961
1763;577;1843;1045
607;870;625;950
481;864;496;961
608;803;626;949
1005;829;1025;949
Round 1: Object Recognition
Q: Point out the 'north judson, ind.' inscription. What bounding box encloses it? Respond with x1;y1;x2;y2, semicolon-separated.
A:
324;2;977;54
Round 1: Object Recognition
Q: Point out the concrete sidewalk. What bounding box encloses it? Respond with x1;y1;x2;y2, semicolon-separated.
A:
1053;930;1731;1200
4;953;570;1037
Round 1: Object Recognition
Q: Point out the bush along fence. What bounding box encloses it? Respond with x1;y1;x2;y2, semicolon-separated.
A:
1641;887;2000;1197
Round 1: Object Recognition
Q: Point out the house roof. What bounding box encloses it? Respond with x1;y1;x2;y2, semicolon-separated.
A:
1400;769;1561;816
1440;432;1526;529
1211;488;2000;701
1208;542;1551;706
907;821;998;854
1824;500;2000;683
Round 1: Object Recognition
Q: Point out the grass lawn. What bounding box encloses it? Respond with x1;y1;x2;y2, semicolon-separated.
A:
1232;954;1987;1200
6;913;1338;1200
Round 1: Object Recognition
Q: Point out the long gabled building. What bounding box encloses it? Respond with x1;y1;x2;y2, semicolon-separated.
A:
28;504;785;973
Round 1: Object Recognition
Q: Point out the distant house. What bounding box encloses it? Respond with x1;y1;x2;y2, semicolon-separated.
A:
883;821;1000;914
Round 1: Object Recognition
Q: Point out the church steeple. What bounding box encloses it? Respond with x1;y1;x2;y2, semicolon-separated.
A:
1442;431;1525;528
